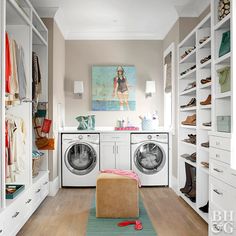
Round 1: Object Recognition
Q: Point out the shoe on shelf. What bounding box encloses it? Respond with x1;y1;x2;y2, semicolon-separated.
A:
200;95;211;105
180;98;196;108
201;161;209;168
180;163;192;194
201;141;209;148
202;121;211;127
199;36;210;44
199;202;209;213
183;81;196;92
201;77;211;84
185;167;196;202
183;134;196;145
189;152;196;162
181;114;196;126
200;55;211;64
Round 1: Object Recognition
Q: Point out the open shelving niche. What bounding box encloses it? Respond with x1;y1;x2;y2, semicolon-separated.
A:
178;13;212;223
0;0;49;211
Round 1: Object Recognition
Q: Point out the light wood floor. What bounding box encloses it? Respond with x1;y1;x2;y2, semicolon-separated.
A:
18;187;208;236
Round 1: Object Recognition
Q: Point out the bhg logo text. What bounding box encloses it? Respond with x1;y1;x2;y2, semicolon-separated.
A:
211;210;235;234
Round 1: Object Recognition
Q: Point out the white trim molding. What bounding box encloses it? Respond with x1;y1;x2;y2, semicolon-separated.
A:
49;176;60;196
171;175;178;194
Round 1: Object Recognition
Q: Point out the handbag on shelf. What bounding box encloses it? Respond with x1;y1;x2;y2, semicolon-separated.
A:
219;31;230;57
35;102;47;118
217;66;231;93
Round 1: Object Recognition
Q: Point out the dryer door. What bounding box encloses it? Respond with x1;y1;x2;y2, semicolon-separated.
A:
64;142;97;175
134;142;166;174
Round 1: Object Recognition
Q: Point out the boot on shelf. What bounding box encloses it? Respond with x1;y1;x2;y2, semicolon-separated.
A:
199;202;209;213
185;167;196;202
180;163;192;194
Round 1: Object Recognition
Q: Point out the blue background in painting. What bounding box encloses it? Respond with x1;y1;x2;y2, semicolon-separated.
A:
92;66;136;111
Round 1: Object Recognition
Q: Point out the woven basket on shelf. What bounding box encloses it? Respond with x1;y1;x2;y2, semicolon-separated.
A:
32;156;44;177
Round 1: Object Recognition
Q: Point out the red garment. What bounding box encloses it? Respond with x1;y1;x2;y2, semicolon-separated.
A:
5;32;11;93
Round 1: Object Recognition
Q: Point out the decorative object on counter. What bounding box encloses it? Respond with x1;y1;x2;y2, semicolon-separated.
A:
200;94;211;105
115;117;139;130
218;0;230;21
92;65;136;111
145;81;156;98
217;116;231;133
32;150;45;177
35;102;47;118
76;115;95;130
139;112;159;130
219;31;230;57
6;184;25;199
217;66;230;93
74;81;84;98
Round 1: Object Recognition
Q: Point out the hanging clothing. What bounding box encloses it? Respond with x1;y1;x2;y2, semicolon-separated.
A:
5;116;26;183
32;51;42;115
5;33;11;93
16;44;27;100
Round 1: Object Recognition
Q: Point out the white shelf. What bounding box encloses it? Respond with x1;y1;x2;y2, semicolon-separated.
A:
199;60;211;69
180;156;197;167
199;104;212;110
180;87;196;96
199;166;209;175
198;37;211;50
180;107;197;112
215;91;231;99
200;82;212;89
180;124;197;130
215;52;231;64
180;141;196;148
214;13;231;31
179;68;196;80
180;49;196;64
199;126;212;131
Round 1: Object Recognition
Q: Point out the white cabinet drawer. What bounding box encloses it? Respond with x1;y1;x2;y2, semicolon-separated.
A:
40;175;49;200
210;159;229;183
209;147;231;164
100;133;130;142
22;190;34;218
210;136;231;151
227;169;236;189
32;182;42;210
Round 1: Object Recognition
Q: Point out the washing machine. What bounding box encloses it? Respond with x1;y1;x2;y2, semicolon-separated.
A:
62;133;99;187
131;133;169;186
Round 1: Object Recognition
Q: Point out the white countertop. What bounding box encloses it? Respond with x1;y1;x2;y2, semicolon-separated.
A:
59;126;171;133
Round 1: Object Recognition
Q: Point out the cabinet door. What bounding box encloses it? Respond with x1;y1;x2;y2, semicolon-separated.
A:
116;142;131;170
100;142;116;169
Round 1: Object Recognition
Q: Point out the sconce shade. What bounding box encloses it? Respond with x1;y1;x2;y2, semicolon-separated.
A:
145;81;156;94
74;81;84;94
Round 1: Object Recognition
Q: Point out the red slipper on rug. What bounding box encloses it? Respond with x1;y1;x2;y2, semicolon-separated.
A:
135;220;143;230
117;221;136;227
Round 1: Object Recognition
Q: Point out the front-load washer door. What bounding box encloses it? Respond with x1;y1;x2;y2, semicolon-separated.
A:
134;142;166;175
65;142;97;175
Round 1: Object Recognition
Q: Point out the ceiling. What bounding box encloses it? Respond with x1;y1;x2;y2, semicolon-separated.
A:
30;0;210;40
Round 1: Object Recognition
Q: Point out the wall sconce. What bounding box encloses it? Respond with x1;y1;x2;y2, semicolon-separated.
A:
74;81;84;98
145;81;156;97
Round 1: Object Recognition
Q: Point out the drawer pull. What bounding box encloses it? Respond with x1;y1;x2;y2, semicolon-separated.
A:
213;168;223;173
215;154;220;158
36;188;41;193
231;173;236;177
43;181;48;185
0;229;3;234
26;199;32;204
213;189;223;195
12;212;20;218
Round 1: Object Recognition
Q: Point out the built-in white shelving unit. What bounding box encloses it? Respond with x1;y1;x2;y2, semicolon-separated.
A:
178;14;212;223
0;0;49;235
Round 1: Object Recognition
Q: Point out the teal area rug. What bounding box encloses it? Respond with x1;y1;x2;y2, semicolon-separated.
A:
86;197;157;236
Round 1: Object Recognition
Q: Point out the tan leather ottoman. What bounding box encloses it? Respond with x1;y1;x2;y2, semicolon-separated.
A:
96;173;139;218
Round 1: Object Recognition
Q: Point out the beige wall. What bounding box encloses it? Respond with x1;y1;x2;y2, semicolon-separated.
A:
43;18;65;181
163;6;210;178
65;40;164;127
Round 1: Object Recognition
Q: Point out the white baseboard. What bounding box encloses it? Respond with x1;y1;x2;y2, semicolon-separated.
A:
49;176;60;196
170;175;178;194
